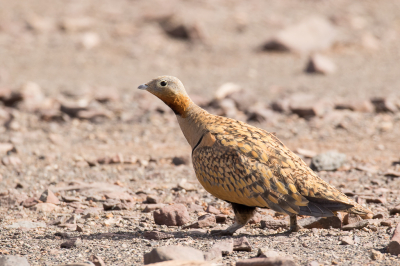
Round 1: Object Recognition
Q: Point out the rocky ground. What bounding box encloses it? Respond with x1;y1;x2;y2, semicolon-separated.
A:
1;0;400;266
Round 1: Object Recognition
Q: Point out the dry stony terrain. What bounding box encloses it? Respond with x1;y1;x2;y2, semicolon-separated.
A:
1;1;400;266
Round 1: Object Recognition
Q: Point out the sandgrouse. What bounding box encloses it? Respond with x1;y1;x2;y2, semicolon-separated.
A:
138;76;372;235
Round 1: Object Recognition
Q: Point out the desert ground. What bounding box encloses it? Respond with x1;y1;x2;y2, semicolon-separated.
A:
1;0;400;265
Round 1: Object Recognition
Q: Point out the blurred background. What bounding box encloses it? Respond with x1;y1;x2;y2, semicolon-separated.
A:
1;0;400;101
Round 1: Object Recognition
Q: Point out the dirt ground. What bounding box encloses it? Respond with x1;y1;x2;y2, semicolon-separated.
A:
1;0;400;265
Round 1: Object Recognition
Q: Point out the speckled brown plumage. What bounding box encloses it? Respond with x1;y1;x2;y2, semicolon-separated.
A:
139;76;372;235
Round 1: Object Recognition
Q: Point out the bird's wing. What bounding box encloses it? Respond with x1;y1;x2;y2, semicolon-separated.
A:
192;118;356;216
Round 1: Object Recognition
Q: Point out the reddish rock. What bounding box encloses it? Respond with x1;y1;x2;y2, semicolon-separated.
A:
142;204;166;213
371;97;399;113
289;94;333;119
335;100;375;113
299;216;342;229
205;239;233;260
387;223;400;255
233;237;252;252
340;236;354;245
39;189;59;205
144;245;205;265
22;197;39;208
183;214;216;229
260;219;288;230
187;203;204;213
206;205;220;215
236;257;296;266
153;204;190;226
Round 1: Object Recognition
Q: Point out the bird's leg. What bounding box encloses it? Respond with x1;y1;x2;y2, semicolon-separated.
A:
289;214;301;232
211;203;256;236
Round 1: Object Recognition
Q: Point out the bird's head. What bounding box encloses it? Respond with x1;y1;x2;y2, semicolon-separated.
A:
138;76;192;116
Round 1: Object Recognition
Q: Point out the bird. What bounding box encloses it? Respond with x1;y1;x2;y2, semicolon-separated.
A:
138;75;372;235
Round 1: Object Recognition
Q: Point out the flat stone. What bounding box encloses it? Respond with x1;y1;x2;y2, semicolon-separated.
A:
88;254;106;266
261;16;336;54
340;236;354;245
233;237;252;252
0;255;30;266
6;220;46;229
39;189;60;205
371;250;384;260
143;261;212;266
343;214;362;225
342;220;369;231
187;204;204;213
206;205;220;215
298;216;342;229
60;238;82;249
183;214;216;229
143;246;204;265
143;231;174;240
305;54;337;75
153;204;190;226
142;204;166;213
311;151;346;171
30;203;60;213
260;219;288;230
387;223;400;255
257;247;288;258
211;240;233;256
215;215;227;224
236;257;297;266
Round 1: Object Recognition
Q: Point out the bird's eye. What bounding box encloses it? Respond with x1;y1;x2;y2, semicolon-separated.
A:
160;81;167;87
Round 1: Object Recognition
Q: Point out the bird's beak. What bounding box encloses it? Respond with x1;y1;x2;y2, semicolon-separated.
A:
138;84;148;90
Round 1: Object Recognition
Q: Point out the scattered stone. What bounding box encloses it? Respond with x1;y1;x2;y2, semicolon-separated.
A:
214;83;241;100
80;32;101;50
307;261;320;266
215;215;227;224
260;219;288;230
157;15;205;42
103;199;133;211
236;257;296;266
144;231;174;240
146;195;159;204
187;203;204;213
248;212;262;224
22;197;39;208
371;97;399;113
311;151;346;171
342;220;369;231
183;214;216;229
6;220;46;229
211;240;233;256
384;170;400;177
233;237;252;252
39;189;59;205
185;229;208;237
60;238;82;249
2;156;22;166
88;255;106;266
261;16;336;54
144;261;211;266
172;156;190;166
143;204;166;213
373;213;384;219
30;203;60;212
295;148;317;158
206;205;220;215
370;249;384;260
390;205;400;215
340;236;354;245
143;246;204;265
366;197;386;204
305;54;336;75
0;143;14;155
299;216;342;229
257;247;288;258
177;179;197;191
343;214;362;225
381;220;392;227
153;204;190;226
82;208;101;219
288;94;332;119
0;255;30;266
335;100;374;113
387;223;400;255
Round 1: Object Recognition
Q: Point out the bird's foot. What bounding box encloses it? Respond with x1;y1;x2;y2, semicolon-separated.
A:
288;224;303;233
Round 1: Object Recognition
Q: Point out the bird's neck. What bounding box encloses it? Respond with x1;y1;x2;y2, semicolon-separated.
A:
176;103;209;149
